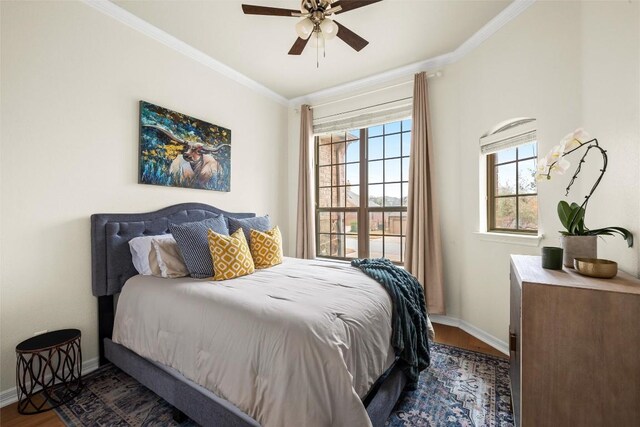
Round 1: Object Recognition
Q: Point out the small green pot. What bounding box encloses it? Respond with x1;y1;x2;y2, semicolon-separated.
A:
541;246;563;270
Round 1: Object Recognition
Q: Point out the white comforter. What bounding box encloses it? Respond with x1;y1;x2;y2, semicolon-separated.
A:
113;257;396;427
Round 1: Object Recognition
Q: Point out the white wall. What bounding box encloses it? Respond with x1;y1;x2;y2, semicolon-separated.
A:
438;0;586;340
449;0;638;341
0;1;288;393
287;0;639;345
579;1;640;273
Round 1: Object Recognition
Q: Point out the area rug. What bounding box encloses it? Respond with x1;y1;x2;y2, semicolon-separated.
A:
54;343;513;427
387;343;513;427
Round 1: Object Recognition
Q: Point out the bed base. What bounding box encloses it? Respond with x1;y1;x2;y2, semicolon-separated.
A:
104;338;406;427
105;339;260;426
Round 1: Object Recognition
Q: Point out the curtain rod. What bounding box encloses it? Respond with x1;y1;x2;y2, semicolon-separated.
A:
314;97;412;122
309;71;442;110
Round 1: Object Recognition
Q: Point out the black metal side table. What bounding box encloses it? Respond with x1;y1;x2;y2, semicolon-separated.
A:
16;329;83;414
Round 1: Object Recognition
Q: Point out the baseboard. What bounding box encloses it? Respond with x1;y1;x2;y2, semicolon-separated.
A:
431;315;509;356
0;357;100;408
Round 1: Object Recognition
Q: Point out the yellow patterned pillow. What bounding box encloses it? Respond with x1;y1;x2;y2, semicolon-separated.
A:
250;226;283;269
207;229;255;280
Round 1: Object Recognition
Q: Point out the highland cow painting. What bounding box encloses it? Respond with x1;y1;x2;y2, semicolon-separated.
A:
139;101;231;191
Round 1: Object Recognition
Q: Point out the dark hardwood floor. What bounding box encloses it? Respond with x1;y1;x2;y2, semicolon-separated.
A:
0;323;506;426
432;323;507;358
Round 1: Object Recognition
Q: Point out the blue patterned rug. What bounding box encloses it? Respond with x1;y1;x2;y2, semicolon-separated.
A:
387;343;513;426
55;343;513;426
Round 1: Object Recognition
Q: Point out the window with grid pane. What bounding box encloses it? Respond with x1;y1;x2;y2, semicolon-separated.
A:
316;119;411;263
487;142;538;232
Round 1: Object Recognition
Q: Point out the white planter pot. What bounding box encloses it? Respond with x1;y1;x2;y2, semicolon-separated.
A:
560;235;597;268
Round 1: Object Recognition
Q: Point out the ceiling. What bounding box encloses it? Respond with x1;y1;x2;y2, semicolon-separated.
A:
113;0;511;99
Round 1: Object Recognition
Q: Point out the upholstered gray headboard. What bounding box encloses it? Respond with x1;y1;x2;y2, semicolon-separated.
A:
91;203;255;297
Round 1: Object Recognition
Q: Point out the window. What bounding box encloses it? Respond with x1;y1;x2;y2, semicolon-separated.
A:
487;144;538;232
316;119;411;263
481;119;538;233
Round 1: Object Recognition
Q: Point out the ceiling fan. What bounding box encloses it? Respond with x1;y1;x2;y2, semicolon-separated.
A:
242;0;382;56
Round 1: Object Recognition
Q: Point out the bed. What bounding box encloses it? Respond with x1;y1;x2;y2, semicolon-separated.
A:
91;203;409;427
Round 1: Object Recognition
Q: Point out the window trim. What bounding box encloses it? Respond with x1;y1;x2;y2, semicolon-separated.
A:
473;231;544;247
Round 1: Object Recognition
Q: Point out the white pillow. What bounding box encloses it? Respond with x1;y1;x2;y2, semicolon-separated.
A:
128;234;174;275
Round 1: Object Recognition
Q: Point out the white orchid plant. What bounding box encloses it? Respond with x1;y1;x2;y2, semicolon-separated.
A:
537;129;633;247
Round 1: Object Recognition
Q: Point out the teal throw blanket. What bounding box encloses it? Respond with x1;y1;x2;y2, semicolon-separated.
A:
351;258;430;389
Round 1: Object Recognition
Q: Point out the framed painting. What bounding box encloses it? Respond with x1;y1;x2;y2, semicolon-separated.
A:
139;101;231;191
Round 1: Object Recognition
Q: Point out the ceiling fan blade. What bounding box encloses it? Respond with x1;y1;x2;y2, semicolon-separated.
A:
324;5;342;15
331;0;382;14
241;4;299;16
288;37;311;55
334;20;369;51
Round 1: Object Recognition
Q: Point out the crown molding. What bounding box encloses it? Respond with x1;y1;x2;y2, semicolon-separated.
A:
288;0;536;107
82;0;535;108
450;0;536;62
82;0;289;106
288;51;452;107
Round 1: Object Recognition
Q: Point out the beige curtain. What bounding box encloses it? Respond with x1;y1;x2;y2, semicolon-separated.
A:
404;72;445;314
296;105;316;259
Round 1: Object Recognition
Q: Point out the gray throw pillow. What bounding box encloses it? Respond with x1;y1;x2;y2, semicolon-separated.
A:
228;215;271;246
169;216;229;278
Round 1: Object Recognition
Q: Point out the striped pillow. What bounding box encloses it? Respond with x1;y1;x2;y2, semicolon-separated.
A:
228;215;271;246
250;226;283;269
208;229;255;280
169;216;229;278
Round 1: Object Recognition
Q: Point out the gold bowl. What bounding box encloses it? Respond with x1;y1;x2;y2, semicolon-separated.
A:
573;258;618;279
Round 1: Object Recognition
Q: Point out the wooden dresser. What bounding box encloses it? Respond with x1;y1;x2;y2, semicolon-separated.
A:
510;255;640;427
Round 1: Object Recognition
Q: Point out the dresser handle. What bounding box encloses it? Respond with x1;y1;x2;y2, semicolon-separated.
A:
509;333;517;353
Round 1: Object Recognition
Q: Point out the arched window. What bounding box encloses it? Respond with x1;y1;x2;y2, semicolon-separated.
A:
481;118;538;233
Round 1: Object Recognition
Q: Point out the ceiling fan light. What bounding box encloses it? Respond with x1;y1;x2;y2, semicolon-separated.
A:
295;18;314;39
319;18;338;40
